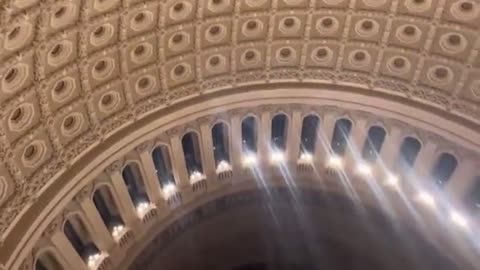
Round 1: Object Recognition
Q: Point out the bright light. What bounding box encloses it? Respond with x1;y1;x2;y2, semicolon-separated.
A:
87;253;101;268
327;155;343;169
356;163;372;176
216;160;231;173
299;152;313;163
270;151;285;163
111;224;124;238
416;191;435;208
450;211;469;229
136;201;150;214
189;170;204;182
243;153;257;166
163;183;177;196
385;174;399;188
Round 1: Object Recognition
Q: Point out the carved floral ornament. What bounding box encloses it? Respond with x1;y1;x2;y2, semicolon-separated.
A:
105;159;125;175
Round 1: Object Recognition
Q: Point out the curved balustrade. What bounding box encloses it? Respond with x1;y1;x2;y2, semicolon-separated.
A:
26;105;480;270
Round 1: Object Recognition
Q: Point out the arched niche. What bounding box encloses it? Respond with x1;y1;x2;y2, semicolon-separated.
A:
394;136;422;173
271;113;288;152
122;162;149;205
430;153;458;187
241;116;258;154
299;114;320;155
182;132;204;176
211;122;230;166
152;145;175;187
92;185;124;232
63;214;99;262
330;118;352;157
35;250;64;270
361;126;386;163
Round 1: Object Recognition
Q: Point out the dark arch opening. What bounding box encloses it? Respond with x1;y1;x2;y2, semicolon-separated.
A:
93;186;124;232
63;216;99;262
395;137;421;173
152;145;175;187
271;114;288;152
331;119;352;156
182;132;203;175
122;163;149;205
361;126;386;163
35;252;63;270
430;153;458;187
242;116;257;154
300;115;320;155
212;122;230;166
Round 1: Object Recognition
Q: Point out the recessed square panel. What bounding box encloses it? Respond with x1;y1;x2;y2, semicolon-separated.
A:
124;33;159;72
310;13;346;40
164;55;196;88
418;59;461;93
128;66;163;103
91;81;127;121
342;45;379;73
388;20;429;51
379;50;418;81
305;42;340;69
430;27;475;62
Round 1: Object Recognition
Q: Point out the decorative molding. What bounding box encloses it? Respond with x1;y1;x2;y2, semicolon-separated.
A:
105;160;124;175
135;141;153;153
41;214;65;239
73;182;94;203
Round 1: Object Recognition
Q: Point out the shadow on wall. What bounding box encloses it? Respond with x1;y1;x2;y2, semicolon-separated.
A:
129;188;459;270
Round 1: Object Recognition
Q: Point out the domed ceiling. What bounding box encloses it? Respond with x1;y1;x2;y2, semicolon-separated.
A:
0;0;480;268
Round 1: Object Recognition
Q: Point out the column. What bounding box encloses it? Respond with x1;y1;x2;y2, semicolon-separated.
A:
315;112;336;167
286;110;302;164
136;143;163;204
413;140;438;182
345;118;368;170
376;126;402;171
50;231;88;270
107;164;138;226
199;120;217;186
258;110;272;164
230;113;243;174
446;159;477;203
169;133;190;188
168;130;195;201
78;198;114;251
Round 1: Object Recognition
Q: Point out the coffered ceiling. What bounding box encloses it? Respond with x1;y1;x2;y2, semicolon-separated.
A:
0;0;479;263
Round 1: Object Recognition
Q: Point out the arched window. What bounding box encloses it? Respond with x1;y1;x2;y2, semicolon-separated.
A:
242;116;257;153
330;119;352;156
430;153;458;187
395;137;421;172
35;260;48;270
182;132;203;175
122;163;149;205
271;114;288;152
300;115;320;155
93;186;123;232
36;252;63;270
152;145;175;187
63;215;98;261
361;126;386;162
211;122;230;165
466;177;480;213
